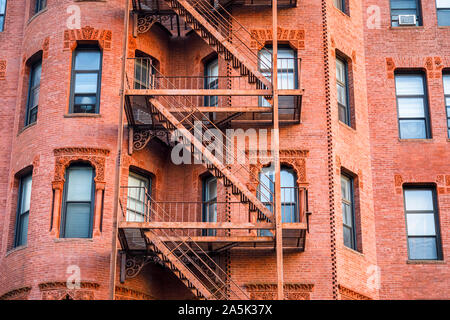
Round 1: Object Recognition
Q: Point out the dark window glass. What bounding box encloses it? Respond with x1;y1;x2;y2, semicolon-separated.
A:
257;167;299;236
70;46;102;114
395;73;430;139
126;172;150;222
437;0;450;26
25;59;42;126
0;0;6;32
35;0;46;14
336;57;350;125
202;176;217;236
341;174;356;250
443;73;450;137
204;58;218;107
61;165;95;238
404;187;442;260
14;174;32;247
334;0;347;14
390;0;422;26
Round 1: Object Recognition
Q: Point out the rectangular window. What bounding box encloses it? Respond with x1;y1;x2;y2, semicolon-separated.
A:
61;165;94;238
437;0;450;26
341;174;356;250
390;0;422;27
25;59;42;126
395;72;431;139
202;176;217;236
336;57;350;125
204;58;218;107
334;0;347;14
0;0;6;32
443;73;450;137
70;45;102;114
127;172;150;222
35;0;46;14
404;187;442;260
14;174;32;247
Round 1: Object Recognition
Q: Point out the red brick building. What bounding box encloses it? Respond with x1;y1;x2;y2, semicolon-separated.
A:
0;0;448;300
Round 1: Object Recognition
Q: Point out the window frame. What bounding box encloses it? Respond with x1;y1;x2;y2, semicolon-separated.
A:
35;0;46;14
443;72;450;137
403;185;443;260
0;0;7;32
14;173;32;248
394;71;431;139
390;0;423;27
60;164;95;238
336;56;351;126
25;58;42;126
126;171;151;222
69;45;103;114
436;0;450;26
204;57;219;107
202;176;217;236
341;173;357;250
334;0;348;15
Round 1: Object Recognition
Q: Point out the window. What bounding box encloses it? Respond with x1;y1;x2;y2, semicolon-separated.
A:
404;187;442;260
258;47;297;107
25;59;42;126
34;0;46;14
134;51;154;90
202;176;217;236
204;58;218;107
390;0;422;27
61;165;95;238
395;72;431;139
443;73;450;137
437;0;450;26
127;172;150;222
334;0;348;14
0;0;6;32
69;45;102;114
258;166;299;236
341;174;356;250
14;174;32;247
336;57;350;125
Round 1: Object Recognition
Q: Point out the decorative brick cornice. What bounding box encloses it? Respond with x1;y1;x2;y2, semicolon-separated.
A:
0;286;32;300
0;59;6;80
39;281;100;291
338;284;371;300
114;286;154;300
244;283;314;300
63;26;112;51
249;27;305;50
39;281;100;300
386;56;446;79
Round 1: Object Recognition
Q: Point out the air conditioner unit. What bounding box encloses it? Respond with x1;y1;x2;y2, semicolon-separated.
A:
398;15;417;26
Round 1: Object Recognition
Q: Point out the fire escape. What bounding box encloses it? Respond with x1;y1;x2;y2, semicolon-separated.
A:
118;0;308;300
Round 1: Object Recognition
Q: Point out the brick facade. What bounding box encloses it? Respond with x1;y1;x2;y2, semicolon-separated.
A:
0;0;448;300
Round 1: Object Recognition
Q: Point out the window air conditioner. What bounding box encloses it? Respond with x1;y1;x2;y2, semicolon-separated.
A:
398;15;417;26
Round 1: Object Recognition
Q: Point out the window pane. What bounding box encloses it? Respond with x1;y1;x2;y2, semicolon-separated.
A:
343;226;353;248
20;175;32;214
17;212;29;246
342;203;353;226
391;0;417;9
64;203;91;238
437;0;450;8
30;87;40;108
337;84;347;106
336;59;346;83
282;204;296;222
66;166;93;202
399;119;426;139
438;10;450;26
259;167;274;203
0;16;4;32
75;50;101;70
341;175;351;202
407;213;436;236
408;237;438;260
404;189;434;211
395;75;424;95
74;73;98;93
31;62;42;86
0;0;6;14
397;98;425;118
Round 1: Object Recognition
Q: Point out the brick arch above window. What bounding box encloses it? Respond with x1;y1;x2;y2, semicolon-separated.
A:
63;26;112;51
249;27;305;51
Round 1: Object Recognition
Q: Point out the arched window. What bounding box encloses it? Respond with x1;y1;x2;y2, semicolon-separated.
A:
69;44;102;114
60;164;95;238
134;51;158;90
258;166;299;235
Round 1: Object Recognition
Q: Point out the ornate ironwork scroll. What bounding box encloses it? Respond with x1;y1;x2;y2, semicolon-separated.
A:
133;129;173;150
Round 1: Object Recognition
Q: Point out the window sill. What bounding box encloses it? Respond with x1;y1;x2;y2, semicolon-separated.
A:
27;8;48;26
343;245;364;257
54;238;94;243
333;7;350;18
398;138;434;143
406;260;445;265
339;121;356;133
17;121;37;136
5;245;28;257
389;26;424;30
64;113;101;118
